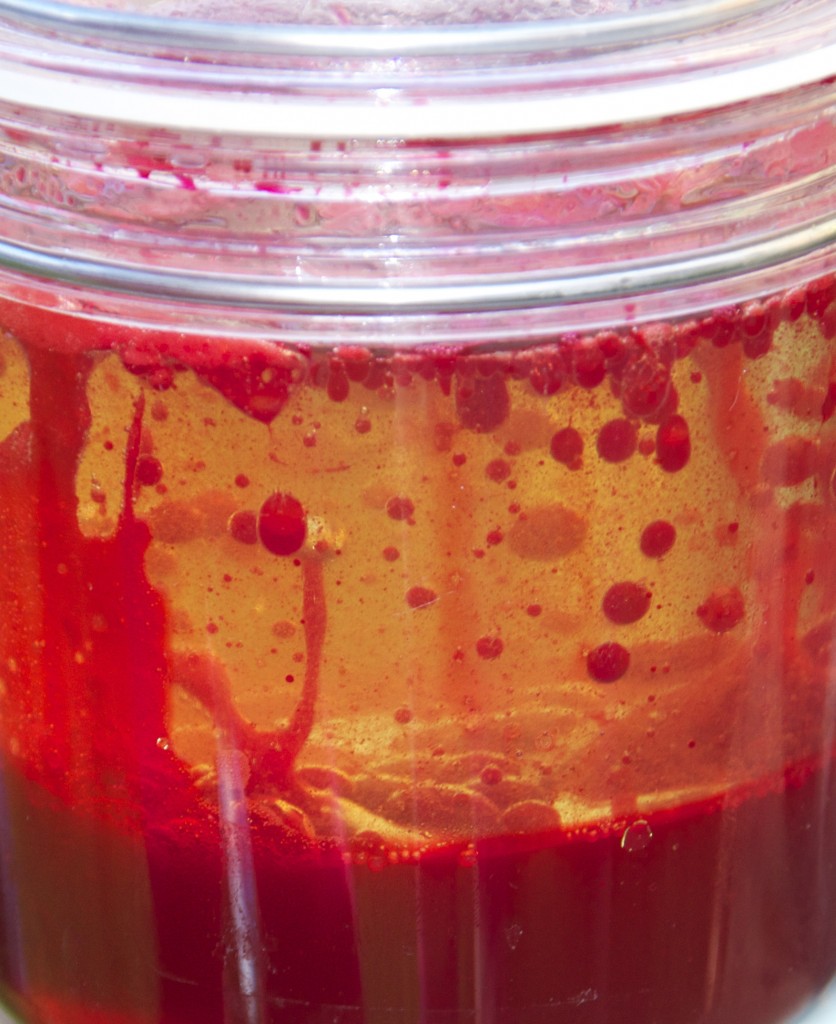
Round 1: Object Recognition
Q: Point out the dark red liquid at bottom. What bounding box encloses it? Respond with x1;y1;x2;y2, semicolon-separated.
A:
1;757;835;1024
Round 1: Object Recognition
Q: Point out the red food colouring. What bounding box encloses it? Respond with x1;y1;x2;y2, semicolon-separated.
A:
455;372;510;432
528;353;564;395
602;581;652;625
257;492;307;556
452;452;467;467
234;473;250;488
526;604;542;617
587;641;630;682
382;546;400;561
640;519;676;558
572;344;606;388
475;635;504;660
405;586;438;609
486;458;512;483
822;381;836;423
620;355;671;419
696;586;745;633
228;509;258;545
355;418;372;435
135;454;163;486
760;436;817;487
480;765;503;786
656;415;691;473
386;496;415;521
486;529;504;547
596;418;638;463
549;427;584;470
197;351;300;424
326;359;350;403
393;706;413;725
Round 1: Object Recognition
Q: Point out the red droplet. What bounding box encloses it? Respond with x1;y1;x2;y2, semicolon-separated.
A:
486;458;512;483
587;642;630;683
620;356;671;419
326;359;350;402
526;603;542;617
455;372;510;433
806;276;836;320
386;496;415;521
476;635;504;660
696;586;745;633
656;415;691;472
406;586;438;609
572;344;606;388
382;546;400;561
394;706;413;725
258;492;307;556
480;765;503;786
234;473;250;488
596;419;638;463
602;581;652;625
781;287;807;322
640;520;676;558
229;509;258;545
136;455;163;486
354;418;372;434
550;427;584;470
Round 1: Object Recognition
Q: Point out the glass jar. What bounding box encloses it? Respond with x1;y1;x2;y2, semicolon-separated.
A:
0;1;834;1023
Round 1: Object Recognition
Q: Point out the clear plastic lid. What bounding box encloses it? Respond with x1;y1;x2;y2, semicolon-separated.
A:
0;0;832;136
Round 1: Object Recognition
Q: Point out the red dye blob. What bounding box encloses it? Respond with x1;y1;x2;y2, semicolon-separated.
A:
641;520;676;558
597;419;638;463
602;582;652;625
355;418;372;435
382;546;400;562
486;458;512;483
696;587;745;633
550;427;584;470
620;356;671;419
526;604;542;617
656;415;691;473
528;354;564;396
476;635;504;660
326;359;350;403
572;345;606;388
136;455;163;487
234;473;250;488
386;496;415;521
405;586;438;609
228;509;258;545
587;642;630;683
455;373;510;433
258;492;307;556
198;351;297;424
394;706;413;725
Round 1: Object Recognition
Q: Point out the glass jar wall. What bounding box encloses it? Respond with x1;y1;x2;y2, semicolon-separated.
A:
0;2;834;1023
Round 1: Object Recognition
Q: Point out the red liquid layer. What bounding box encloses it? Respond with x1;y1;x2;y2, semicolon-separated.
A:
0;282;834;1024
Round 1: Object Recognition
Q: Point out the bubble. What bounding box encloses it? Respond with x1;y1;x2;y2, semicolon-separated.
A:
621;820;653;853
